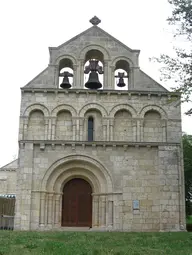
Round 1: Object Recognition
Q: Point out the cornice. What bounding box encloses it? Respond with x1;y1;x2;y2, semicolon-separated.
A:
20;88;181;98
18;140;181;150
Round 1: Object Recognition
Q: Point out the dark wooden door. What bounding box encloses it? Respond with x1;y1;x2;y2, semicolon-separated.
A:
62;178;92;227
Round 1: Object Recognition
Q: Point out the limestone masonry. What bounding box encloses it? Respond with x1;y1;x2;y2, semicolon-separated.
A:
0;17;186;231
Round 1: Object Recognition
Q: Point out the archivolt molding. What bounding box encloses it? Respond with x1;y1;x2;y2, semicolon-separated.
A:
22;103;50;117
54;54;78;66
139;105;168;119
53;167;101;193
111;56;134;69
51;104;77;117
41;154;113;193
79;103;108;117
79;44;110;61
109;104;137;118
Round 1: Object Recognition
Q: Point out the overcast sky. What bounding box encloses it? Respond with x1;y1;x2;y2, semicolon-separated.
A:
0;0;191;167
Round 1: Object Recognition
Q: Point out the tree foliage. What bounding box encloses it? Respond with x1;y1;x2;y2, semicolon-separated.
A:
183;134;192;215
154;0;192;115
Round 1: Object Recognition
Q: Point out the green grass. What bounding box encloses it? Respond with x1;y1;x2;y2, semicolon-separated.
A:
187;215;192;224
0;231;192;255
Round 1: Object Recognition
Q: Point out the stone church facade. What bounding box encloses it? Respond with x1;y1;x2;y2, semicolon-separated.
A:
0;17;186;231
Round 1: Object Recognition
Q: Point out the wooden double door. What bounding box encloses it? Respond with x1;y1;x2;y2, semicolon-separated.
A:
62;178;92;227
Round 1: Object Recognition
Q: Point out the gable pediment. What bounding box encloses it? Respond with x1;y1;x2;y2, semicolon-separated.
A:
49;26;140;66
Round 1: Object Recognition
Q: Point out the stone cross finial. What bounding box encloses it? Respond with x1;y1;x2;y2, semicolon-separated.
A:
89;16;101;26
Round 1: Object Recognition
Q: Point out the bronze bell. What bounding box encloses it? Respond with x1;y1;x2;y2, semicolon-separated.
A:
84;60;103;90
116;72;126;87
85;71;102;89
60;71;73;89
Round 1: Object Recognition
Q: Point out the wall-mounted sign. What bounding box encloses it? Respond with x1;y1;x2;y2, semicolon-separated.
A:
133;200;140;210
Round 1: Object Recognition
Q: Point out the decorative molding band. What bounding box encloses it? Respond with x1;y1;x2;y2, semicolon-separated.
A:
21;88;181;98
18;140;181;149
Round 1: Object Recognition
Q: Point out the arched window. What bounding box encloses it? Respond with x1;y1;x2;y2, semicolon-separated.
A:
88;117;94;141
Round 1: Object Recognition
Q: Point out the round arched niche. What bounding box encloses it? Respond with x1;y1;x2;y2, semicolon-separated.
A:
27;109;45;140
55;110;73;140
41;155;113;194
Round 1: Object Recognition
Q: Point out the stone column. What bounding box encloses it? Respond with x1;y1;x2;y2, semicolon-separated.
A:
140;120;144;142
92;195;99;227
51;117;56;140
99;196;106;227
79;118;85;141
73;64;78;88
54;194;62;226
132;120;137;142
40;192;46;227
47;193;53;226
76;118;80;140
23;117;28;140
107;196;113;228
109;119;114;141
44;193;48;226
102;118;108;141
44;118;49;140
109;65;115;90
79;59;85;88
129;67;134;89
106;119;110;141
103;61;109;89
161;120;167;142
72;118;76;141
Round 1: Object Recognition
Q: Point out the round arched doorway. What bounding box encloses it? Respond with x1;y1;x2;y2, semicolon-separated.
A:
62;178;92;227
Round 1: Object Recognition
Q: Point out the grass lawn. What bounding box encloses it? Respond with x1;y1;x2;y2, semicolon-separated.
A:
0;231;192;255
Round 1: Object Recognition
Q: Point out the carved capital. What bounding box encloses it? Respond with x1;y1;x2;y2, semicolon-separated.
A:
109;118;114;126
79;118;85;126
132;120;137;127
102;118;108;126
51;117;57;125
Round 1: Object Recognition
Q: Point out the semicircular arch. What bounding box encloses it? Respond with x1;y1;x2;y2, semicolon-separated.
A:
55;54;78;66
109;104;137;118
41;154;113;193
22;103;50;117
111;56;134;69
52;104;77;117
139;105;167;119
79;103;108;117
79;44;110;61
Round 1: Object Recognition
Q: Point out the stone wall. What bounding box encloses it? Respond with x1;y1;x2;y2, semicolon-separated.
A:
14;141;185;231
0;170;17;195
19;90;181;144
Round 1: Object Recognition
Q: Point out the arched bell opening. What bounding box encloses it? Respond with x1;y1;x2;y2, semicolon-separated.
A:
84;50;104;90
58;58;74;89
114;60;130;90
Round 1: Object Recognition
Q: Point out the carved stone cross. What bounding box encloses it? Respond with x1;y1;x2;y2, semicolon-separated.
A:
89;16;101;26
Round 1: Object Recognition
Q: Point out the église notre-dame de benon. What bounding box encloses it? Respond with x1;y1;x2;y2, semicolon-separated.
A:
0;17;186;231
